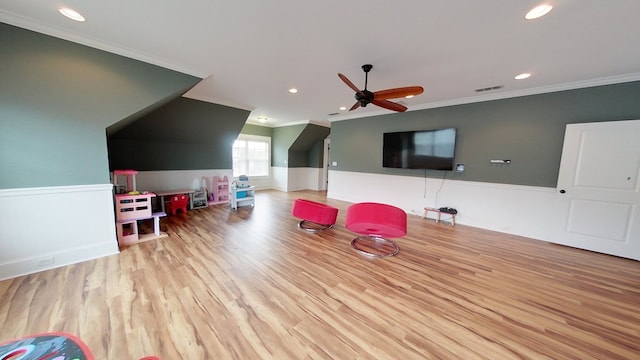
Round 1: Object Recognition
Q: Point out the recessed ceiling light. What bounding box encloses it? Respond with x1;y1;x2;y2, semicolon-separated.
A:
405;95;414;99
59;7;85;22
515;72;532;80
256;116;268;123
288;88;298;94
525;4;553;20
339;106;347;111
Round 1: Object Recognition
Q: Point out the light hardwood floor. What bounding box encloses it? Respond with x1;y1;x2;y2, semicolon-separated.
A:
1;190;639;359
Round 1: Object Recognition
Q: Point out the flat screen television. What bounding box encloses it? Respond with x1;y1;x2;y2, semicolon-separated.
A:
383;128;457;170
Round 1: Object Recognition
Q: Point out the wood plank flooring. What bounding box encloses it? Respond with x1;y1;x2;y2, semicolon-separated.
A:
1;190;639;359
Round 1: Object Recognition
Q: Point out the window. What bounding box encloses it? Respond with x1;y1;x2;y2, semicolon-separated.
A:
232;134;270;177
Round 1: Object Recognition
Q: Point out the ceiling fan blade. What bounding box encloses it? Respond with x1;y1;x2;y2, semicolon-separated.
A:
338;73;362;94
349;102;361;111
372;99;408;112
373;86;424;100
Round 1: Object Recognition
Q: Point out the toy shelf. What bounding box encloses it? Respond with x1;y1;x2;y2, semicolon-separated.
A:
192;189;208;209
230;185;255;210
202;176;229;205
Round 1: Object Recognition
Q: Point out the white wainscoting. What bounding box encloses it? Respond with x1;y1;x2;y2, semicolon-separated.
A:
136;169;276;194
0;184;119;280
135;169;233;192
288;167;322;192
270;167;323;192
271;167;288;192
327;170;566;244
247;176;273;191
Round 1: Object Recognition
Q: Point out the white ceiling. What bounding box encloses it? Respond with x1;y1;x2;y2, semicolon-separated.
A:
2;1;640;127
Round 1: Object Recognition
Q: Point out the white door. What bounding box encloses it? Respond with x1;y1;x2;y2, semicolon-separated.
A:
320;138;330;191
556;119;640;260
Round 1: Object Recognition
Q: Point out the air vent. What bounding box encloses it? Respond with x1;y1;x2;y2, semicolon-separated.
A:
328;112;340;116
475;85;503;93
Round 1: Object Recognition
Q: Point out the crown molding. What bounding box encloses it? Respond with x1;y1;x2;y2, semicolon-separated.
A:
0;10;203;77
331;73;640;122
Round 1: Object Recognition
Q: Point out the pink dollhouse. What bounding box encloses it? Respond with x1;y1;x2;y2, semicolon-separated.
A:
112;170;167;246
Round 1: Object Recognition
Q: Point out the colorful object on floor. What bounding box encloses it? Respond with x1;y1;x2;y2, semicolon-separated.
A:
291;198;339;232
0;332;93;360
0;332;161;360
345;202;407;257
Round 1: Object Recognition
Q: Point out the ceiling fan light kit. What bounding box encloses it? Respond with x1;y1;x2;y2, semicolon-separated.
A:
338;64;424;113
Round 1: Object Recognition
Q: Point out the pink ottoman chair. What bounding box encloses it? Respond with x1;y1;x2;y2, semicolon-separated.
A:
345;202;407;257
291;199;339;232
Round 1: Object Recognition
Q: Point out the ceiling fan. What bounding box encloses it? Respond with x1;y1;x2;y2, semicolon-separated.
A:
338;64;424;113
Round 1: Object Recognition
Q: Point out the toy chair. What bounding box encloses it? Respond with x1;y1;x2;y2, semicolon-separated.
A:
166;194;189;215
345;202;407;258
291;198;339;232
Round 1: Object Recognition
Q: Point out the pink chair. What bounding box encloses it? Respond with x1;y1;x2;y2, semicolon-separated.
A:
291;198;339;232
345;202;407;257
166;194;189;215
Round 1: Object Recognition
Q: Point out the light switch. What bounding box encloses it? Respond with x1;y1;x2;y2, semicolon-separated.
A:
332;161;337;166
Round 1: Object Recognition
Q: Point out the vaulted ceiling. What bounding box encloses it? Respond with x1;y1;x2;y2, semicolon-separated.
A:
2;1;640;127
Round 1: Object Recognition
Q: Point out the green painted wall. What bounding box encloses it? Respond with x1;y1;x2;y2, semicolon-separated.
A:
0;23;201;189
241;123;273;137
107;98;249;170
272;124;330;168
290;124;330;168
307;139;325;168
330;81;640;187
272;124;306;167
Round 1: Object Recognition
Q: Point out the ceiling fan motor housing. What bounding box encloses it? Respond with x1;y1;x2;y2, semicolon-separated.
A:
356;90;374;107
338;63;421;112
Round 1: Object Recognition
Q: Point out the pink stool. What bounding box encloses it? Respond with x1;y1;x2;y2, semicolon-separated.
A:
345;202;407;257
291;199;339;232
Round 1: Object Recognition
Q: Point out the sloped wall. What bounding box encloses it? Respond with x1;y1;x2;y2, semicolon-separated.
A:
107;97;249;170
0;23;201;189
272;123;330;168
0;23;200;280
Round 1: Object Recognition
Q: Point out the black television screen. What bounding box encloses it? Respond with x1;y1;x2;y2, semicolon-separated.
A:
383;128;457;170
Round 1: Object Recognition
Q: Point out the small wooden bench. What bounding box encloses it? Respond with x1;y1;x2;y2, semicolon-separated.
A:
422;207;456;226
